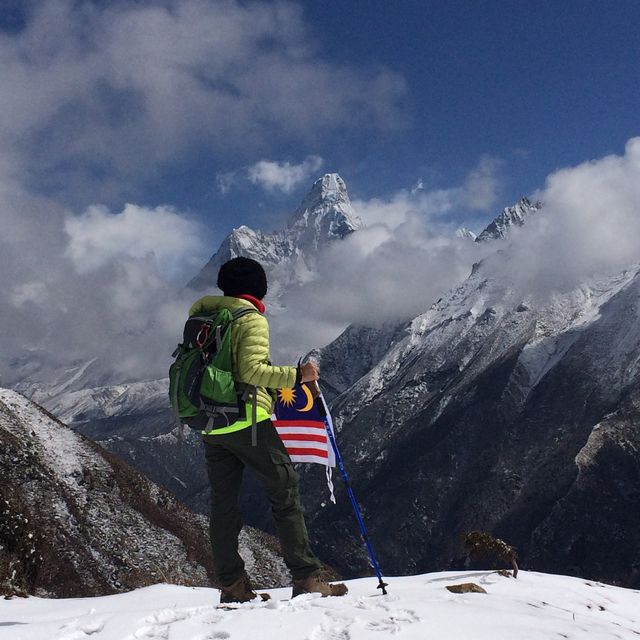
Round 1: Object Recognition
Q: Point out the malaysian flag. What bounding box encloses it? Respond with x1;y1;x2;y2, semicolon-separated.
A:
273;383;336;467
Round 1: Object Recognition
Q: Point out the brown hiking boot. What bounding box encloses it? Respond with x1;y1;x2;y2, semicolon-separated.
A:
219;573;271;604
292;573;348;598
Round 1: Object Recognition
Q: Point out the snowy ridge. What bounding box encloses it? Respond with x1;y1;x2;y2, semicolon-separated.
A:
0;389;113;501
312;197;544;419
1;571;638;640
337;263;640;426
476;197;541;242
187;172;362;293
41;378;170;424
456;226;477;241
12;357;109;404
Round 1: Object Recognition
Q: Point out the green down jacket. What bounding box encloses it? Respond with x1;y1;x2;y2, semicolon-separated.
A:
188;296;297;429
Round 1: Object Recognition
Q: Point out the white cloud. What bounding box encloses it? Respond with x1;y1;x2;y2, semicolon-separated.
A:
353;156;503;230
248;156;324;194
9;282;48;308
216;171;237;195
272;140;640;360
461;155;503;211
270;210;485;361
64;203;205;279
269;163;499;360
489;136;640;296
0;1;405;201
0;179;209;386
411;179;424;195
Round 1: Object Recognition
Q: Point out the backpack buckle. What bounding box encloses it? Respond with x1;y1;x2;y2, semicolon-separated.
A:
196;323;210;348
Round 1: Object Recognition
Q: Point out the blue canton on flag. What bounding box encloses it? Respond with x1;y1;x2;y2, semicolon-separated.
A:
273;383;336;467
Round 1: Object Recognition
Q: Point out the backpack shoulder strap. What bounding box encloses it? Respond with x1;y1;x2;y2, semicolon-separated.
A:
231;306;260;321
231;305;261;446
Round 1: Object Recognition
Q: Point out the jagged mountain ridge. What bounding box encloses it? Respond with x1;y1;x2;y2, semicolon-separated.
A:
305;322;408;402
187;173;362;294
475;197;541;242
0;388;289;597
310;196;544;400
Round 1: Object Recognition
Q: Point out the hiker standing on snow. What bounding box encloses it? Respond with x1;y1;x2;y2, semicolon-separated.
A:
189;257;348;603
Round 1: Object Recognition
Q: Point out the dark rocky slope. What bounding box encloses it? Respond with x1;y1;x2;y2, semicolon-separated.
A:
0;389;288;597
299;266;640;588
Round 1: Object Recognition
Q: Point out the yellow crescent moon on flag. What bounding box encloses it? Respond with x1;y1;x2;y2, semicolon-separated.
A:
299;384;314;412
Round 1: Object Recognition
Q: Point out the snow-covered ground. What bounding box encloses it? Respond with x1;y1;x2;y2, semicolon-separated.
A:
2;571;638;640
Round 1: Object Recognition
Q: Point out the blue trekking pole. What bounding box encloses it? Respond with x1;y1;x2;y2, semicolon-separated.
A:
312;383;389;595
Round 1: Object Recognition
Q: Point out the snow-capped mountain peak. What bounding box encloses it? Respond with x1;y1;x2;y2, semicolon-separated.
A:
456;226;477;241
188;173;362;292
475;196;541;242
286;173;362;253
290;173;352;222
224;225;260;253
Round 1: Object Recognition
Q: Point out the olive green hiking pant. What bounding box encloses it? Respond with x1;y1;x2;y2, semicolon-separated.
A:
203;420;322;586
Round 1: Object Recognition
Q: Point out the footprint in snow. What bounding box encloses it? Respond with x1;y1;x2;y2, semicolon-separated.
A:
132;624;169;640
58;617;105;640
365;608;420;634
308;621;351;640
131;607;194;640
353;597;391;612
144;608;190;625
200;610;225;624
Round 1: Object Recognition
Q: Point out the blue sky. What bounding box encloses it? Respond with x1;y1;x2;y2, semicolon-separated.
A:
305;0;640;189
1;0;639;255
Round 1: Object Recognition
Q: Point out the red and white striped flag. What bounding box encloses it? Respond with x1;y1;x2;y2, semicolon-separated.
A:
273;384;336;467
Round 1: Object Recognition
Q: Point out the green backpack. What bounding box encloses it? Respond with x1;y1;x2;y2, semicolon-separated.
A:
169;307;257;431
